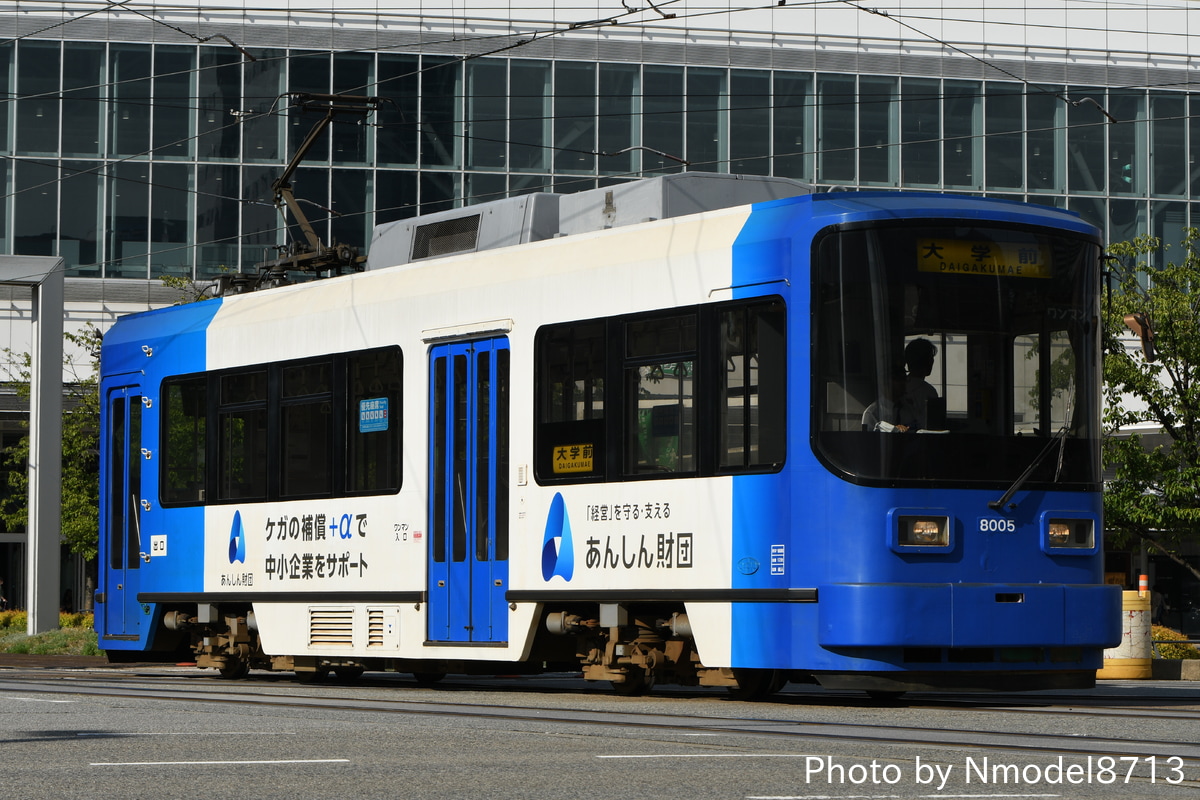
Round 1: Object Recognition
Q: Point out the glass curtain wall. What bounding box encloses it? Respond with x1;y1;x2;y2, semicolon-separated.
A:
731;70;770;175
3;41;1200;279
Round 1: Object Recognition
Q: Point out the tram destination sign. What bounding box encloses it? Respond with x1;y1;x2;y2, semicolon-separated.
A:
917;239;1051;278
553;443;594;474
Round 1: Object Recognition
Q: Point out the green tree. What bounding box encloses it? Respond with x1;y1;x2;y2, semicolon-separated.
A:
1103;232;1200;581
160;273;216;304
1;325;103;607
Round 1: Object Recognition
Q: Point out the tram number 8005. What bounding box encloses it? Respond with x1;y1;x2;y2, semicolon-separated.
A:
978;517;1017;533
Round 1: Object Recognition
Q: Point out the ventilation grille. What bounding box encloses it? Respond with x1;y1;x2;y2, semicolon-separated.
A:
367;608;385;648
309;607;354;647
412;215;481;260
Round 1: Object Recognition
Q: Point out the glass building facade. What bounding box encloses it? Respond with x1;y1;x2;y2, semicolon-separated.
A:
2;38;1198;279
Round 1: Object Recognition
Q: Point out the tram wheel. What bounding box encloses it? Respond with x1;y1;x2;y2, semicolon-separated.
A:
412;671;446;686
610;669;654;696
217;660;250;680
728;669;786;701
295;668;329;683
334;666;365;680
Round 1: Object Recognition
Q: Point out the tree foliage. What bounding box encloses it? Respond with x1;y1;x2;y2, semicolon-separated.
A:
160;273;216;304
1103;232;1200;580
1;325;102;562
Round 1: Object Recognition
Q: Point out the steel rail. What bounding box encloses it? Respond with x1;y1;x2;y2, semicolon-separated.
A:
1;672;1199;766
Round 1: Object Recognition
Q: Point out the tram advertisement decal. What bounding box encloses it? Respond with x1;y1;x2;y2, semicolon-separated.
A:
542;488;726;588
260;511;369;582
580;502;693;571
917;239;1051;278
209;504;398;591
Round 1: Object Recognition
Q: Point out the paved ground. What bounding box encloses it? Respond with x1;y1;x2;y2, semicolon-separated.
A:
2;666;1198;800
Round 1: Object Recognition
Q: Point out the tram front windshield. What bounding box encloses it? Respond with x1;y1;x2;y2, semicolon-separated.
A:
813;222;1101;489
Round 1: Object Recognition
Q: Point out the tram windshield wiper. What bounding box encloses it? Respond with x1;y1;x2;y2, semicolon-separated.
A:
988;426;1070;511
991;373;1076;512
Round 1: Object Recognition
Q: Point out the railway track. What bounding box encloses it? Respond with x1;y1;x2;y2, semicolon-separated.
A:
2;666;1199;766
9;661;1198;723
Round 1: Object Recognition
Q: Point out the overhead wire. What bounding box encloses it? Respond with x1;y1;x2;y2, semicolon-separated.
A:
4;0;1196;112
5;0;1199;71
2;81;1156;214
0;0;132;47
26;105;1188;279
3;89;1186;275
6;0;1200;38
23;69;1186;278
3;0;1200;274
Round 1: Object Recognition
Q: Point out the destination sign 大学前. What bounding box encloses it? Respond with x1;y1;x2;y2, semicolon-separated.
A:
917;239;1051;278
552;444;594;474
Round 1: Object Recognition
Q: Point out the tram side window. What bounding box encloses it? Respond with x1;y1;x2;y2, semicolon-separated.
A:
719;301;787;470
537;321;606;479
347;348;402;494
625;313;697;476
280;360;333;498
161;376;207;504
160;346;403;506
218;369;268;501
535;298;788;484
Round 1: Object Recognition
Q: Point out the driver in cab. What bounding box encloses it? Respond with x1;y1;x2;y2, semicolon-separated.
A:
862;366;916;433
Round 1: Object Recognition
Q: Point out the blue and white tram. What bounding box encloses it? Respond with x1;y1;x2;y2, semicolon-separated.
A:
96;174;1121;695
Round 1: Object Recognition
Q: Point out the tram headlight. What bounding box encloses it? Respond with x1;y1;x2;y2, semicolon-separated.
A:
898;515;949;547
1047;518;1093;549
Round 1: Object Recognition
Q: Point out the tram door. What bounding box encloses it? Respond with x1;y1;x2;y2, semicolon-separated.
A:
102;386;144;639
427;338;510;643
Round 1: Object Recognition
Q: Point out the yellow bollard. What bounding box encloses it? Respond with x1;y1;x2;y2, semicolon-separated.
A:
1097;590;1152;680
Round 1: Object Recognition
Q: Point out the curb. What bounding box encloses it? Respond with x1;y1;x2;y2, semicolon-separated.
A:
1151;659;1200;681
0;654;112;669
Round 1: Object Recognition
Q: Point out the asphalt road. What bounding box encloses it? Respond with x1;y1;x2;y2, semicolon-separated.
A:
1;661;1199;800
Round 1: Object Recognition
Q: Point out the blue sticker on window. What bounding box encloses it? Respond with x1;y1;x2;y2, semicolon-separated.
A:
359;397;389;433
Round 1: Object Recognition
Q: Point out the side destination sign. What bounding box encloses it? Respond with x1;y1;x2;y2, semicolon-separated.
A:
918;239;1051;279
553;444;594;474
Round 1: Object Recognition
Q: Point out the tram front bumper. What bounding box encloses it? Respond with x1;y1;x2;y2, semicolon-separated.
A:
816;583;1122;649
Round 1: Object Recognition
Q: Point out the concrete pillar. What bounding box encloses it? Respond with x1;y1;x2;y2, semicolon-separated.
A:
0;256;65;635
27;266;64;634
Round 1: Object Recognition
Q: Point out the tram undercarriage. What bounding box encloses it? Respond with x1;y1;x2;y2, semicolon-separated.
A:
149;602;794;699
125;596;1101;702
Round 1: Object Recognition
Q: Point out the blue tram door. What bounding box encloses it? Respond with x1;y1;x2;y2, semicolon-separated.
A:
101;386;144;641
428;339;510;644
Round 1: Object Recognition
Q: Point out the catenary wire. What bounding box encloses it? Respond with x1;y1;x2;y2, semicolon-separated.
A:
2;0;1197;273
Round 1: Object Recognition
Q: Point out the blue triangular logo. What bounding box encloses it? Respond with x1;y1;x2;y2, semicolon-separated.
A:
228;510;246;564
541;493;574;582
